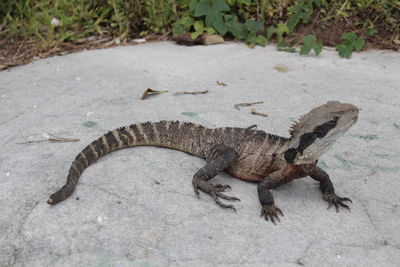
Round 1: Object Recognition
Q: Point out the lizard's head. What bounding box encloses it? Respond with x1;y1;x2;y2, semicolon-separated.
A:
282;101;359;164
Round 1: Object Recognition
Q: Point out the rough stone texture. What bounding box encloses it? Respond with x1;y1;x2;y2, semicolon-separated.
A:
0;42;399;266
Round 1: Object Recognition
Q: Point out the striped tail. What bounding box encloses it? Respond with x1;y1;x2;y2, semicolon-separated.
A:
47;121;208;204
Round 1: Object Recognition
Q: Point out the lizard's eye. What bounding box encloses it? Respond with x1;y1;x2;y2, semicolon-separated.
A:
333;115;340;121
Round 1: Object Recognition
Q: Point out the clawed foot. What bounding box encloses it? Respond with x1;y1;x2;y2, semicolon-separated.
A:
193;179;240;212
323;193;352;212
260;204;284;224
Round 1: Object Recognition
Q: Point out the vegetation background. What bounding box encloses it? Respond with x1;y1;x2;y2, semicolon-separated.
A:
0;0;399;69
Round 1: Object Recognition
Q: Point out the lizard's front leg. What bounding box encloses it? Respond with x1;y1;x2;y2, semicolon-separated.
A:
258;173;285;224
309;166;352;212
192;144;240;211
258;165;312;224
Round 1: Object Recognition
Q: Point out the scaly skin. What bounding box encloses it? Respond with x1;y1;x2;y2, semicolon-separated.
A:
48;101;359;224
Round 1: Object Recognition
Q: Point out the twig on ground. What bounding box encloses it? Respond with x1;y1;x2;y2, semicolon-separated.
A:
251;108;268;117
17;134;79;144
234;101;263;110
174;90;209;95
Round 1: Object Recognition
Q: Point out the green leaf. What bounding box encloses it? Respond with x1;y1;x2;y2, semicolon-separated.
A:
213;0;230;11
193;20;204;32
245;19;264;34
300;45;311;55
341;32;357;41
193;0;230;35
267;26;277;40
255;35;267;46
303;34;316;46
366;28;378;36
189;0;199;12
278;42;296;53
353;38;365;51
336;44;352;59
286;0;321;31
313;42;323;55
205;27;216;35
300;12;311;23
336;32;364;58
277;23;289;35
237;0;251;5
245;33;257;48
224;14;247;39
245;33;267;48
172;24;185;36
172;16;194;36
191;31;202;39
300;34;322;56
194;0;210;16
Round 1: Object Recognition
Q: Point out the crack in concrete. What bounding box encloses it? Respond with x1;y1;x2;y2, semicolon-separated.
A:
0;112;25;127
358;201;381;235
9;198;43;266
332;241;400;251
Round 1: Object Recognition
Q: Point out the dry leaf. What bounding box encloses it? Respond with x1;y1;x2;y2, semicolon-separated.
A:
274;63;289;73
216;81;227;86
296;258;305;266
141;88;168;100
234;101;263;110
174;90;209;95
251;108;268;117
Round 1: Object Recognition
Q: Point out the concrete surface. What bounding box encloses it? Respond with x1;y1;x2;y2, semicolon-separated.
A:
0;41;399;267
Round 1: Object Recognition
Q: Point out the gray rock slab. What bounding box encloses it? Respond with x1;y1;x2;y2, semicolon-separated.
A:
0;41;399;266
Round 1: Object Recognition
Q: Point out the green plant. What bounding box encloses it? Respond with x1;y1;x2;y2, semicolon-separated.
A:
336;32;365;58
277;42;296;53
172;16;195;36
141;0;178;36
267;23;289;44
242;19;267;47
300;34;323;56
191;0;231;35
287;0;321;32
172;0;267;47
191;20;216;39
267;23;295;52
362;18;378;37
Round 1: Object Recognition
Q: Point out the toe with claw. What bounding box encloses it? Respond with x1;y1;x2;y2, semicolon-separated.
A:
323;193;352;212
193;179;240;212
260;204;284;224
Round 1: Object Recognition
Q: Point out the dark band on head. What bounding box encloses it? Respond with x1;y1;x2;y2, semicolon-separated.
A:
284;117;338;163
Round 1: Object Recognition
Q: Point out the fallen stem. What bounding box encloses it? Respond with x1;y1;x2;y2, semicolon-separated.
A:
234;101;263;110
174;90;209;95
17;135;79;144
251;108;268;117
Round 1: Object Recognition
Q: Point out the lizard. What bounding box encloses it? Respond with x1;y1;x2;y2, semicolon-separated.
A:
47;100;359;224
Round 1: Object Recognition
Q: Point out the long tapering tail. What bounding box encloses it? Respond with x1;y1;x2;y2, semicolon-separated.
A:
47;121;207;204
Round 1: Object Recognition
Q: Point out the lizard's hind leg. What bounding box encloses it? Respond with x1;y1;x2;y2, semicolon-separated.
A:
192;145;240;212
